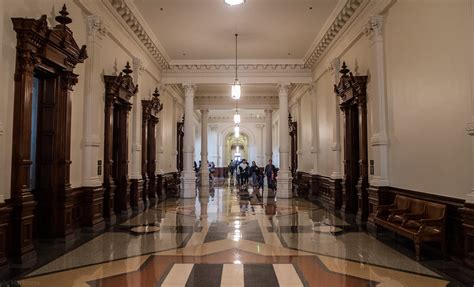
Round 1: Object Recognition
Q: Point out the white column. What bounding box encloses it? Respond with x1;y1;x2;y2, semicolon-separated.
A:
277;83;292;198
209;125;219;165
264;110;273;162
181;84;196;198
295;97;302;172
310;83;319;175
82;16;106;187
256;124;265;166
366;15;389;187
330;57;343;180
156;85;166;175
171;98;179;172
130;57;144;180
200;110;209;188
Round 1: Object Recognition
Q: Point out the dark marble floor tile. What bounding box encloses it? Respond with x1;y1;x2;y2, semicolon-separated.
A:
186;264;223;287
243;264;279;287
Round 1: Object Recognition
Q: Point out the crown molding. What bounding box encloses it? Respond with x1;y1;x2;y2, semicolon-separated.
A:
108;0;170;69
303;0;365;69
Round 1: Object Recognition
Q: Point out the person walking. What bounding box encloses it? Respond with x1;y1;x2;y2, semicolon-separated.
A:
250;161;258;186
228;160;234;179
264;159;277;190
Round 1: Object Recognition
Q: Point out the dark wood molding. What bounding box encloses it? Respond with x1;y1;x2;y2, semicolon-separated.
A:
103;62;137;219
288;114;298;177
9;5;87;261
310;174;342;210
82;186;105;233
0;203;12;269
130;179;144;212
335;62;368;220
460;203;474;268
177;118;184;173
142;88;163;202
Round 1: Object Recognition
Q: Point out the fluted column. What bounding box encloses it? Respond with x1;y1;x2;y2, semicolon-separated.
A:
265;109;273;162
131;57;143;180
310;83;319;174
181;84;196;198
82;16;106;187
330;57;343;180
200;109;210;190
82;16;106;231
366;15;389;187
277;83;292;198
257;124;265;166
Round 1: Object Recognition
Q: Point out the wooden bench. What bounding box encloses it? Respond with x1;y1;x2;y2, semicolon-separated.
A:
374;195;446;260
292;172;310;198
163;173;180;198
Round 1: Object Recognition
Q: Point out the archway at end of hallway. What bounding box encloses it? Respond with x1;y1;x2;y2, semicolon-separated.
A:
224;132;249;164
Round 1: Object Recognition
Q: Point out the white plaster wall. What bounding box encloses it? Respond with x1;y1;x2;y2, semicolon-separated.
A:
384;0;471;199
311;0;472;198
298;92;313;172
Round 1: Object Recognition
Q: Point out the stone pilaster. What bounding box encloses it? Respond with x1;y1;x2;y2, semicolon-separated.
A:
181;84;196;198
277;83;292;198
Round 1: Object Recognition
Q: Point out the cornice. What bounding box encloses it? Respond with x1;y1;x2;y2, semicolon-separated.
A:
165;63;310;74
304;0;365;69
108;0;170;69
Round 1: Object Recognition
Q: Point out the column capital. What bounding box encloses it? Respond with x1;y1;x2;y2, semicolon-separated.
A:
264;109;273;114
183;84;196;96
200;109;209;115
365;15;384;42
256;123;265;129
278;83;291;97
209;124;218;130
87;15;107;40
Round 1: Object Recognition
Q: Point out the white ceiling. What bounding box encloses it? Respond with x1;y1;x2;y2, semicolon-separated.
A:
133;0;338;61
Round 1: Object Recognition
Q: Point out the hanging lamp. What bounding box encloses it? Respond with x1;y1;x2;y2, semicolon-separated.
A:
233;99;240;124
234;124;240;138
231;33;241;100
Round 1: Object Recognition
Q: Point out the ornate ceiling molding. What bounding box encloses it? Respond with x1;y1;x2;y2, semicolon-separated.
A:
304;0;364;69
166;63;309;73
108;0;170;69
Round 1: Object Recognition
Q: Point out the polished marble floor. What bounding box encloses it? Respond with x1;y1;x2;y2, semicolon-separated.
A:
7;184;471;286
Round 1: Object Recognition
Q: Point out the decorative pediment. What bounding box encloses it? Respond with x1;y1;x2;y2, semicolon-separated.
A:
334;62;367;106
11;5;87;72
142;88;164;119
104;62;139;104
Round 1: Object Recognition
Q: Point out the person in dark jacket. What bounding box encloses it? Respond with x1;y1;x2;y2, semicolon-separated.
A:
264;159;277;190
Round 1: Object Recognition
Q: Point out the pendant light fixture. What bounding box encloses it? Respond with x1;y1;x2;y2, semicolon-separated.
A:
233;99;241;124
231;33;241;100
234;124;240;138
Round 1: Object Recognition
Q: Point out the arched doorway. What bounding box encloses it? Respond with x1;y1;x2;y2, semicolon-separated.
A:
224;132;249;163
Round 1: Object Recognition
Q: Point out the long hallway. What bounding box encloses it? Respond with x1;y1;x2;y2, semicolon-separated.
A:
15;184;452;286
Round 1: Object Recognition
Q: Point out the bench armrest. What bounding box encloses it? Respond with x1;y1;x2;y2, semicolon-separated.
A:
400;213;424;226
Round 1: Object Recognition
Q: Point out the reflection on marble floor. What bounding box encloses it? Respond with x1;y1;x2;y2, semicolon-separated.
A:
19;185;450;286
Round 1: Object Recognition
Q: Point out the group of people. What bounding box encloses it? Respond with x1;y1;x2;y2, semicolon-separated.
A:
194;160;216;180
228;159;278;190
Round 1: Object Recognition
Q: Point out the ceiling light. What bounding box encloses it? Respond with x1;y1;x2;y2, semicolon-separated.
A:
231;33;241;100
234;125;240;138
234;112;241;124
225;0;245;6
231;80;241;100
